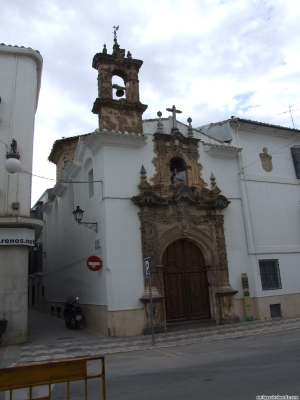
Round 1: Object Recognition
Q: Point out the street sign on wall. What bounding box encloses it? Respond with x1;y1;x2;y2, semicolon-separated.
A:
87;256;103;271
0;228;35;246
144;257;151;278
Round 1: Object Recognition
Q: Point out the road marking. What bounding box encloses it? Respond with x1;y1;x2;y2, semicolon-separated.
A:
154;349;178;359
174;350;230;356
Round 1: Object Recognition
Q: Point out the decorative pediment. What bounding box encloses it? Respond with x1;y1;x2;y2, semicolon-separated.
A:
131;190;168;207
132;184;229;211
170;185;203;203
132;165;230;211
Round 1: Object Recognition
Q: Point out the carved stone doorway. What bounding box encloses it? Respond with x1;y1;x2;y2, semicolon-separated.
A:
162;239;211;322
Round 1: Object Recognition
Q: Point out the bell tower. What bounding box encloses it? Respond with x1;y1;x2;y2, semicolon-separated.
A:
92;27;148;134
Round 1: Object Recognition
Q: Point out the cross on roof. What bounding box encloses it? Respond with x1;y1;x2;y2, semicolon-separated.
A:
166;105;182;130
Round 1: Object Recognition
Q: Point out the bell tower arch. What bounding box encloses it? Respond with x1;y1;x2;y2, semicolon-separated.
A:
91;30;148;134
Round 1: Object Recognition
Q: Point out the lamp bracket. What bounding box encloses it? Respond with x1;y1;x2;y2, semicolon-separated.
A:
78;221;98;232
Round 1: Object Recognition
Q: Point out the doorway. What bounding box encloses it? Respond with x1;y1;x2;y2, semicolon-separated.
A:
162;240;210;322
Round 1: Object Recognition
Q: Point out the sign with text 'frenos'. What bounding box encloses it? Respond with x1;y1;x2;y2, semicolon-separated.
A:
0;228;35;246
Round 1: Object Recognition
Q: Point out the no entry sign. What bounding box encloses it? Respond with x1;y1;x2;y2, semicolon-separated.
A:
87;255;103;271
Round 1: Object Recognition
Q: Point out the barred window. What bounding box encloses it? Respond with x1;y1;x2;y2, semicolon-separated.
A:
259;259;282;291
28;244;43;275
291;146;300;179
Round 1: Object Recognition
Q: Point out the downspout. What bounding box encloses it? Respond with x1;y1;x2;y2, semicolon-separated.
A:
235;123;260;316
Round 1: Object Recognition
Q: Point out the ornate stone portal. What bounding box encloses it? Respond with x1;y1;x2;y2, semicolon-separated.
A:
132;113;239;332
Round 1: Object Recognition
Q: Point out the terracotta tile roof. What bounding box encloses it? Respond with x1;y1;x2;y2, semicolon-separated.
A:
0;43;40;53
48;134;91;164
230;117;300;132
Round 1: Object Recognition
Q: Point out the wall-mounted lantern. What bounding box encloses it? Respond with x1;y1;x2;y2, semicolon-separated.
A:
5;139;21;173
72;206;98;232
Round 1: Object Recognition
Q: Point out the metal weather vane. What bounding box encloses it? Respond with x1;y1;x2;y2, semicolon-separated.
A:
113;25;119;41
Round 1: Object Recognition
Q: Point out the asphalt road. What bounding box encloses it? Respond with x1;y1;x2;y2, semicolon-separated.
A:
2;328;299;400
104;329;300;400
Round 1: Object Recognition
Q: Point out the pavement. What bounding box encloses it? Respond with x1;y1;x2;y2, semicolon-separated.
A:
1;309;300;367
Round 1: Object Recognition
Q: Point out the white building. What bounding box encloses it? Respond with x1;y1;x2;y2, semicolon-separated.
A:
0;44;43;345
30;39;300;337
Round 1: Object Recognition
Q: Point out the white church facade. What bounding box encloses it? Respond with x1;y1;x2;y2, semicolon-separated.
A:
29;38;300;337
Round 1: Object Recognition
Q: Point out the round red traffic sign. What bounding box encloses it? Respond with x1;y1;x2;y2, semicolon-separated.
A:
86;255;103;271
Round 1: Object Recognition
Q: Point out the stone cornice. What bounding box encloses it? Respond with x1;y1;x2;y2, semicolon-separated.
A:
92;98;148;114
85;129;147;155
51;183;67;197
61;162;82;180
0;216;44;238
132;185;230;211
92;51;143;70
153;132;200;145
203;143;242;159
41;202;53;215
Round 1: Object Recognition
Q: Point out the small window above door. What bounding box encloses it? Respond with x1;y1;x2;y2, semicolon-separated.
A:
170;157;187;184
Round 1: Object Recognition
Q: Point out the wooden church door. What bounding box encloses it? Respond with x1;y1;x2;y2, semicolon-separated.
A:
162;240;211;322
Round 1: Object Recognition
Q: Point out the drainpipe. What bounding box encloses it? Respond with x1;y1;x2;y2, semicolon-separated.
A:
235;124;260;317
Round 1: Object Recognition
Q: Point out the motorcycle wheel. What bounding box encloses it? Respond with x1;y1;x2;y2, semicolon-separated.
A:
70;316;77;329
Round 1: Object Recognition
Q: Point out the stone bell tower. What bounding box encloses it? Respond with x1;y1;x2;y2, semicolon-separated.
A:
92;28;148;134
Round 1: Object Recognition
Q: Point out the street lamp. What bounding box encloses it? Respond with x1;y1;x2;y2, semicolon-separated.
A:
5;139;21;173
72;206;98;232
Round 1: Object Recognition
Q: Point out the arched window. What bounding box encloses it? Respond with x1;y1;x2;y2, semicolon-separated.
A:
88;168;94;198
112;75;126;100
170;157;187;184
84;158;94;198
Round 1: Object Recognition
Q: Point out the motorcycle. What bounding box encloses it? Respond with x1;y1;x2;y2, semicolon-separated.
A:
63;297;83;329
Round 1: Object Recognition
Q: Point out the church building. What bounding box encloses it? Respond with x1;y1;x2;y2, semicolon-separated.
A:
29;36;300;336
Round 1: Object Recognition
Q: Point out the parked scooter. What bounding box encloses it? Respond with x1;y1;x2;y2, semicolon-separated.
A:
63;297;83;329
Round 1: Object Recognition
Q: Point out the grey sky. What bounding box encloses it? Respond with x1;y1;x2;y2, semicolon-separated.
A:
1;0;300;203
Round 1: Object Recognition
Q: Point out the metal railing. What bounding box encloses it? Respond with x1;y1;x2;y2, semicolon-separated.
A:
0;356;106;400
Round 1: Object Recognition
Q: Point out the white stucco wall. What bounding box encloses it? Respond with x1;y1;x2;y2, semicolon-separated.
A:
232;126;300;302
0;45;43;344
0;47;42;215
39;116;300;333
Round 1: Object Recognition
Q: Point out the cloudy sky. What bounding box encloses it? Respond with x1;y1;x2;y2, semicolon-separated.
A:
1;0;300;204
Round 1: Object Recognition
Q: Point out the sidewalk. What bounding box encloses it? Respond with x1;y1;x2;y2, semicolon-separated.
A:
1;309;300;367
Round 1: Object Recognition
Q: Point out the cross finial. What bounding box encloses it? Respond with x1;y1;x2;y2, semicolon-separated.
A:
166;105;182;130
113;25;119;42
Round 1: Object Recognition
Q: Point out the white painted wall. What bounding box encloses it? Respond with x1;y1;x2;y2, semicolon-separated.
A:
0;47;42;215
41;122;247;314
232;125;300;302
0;45;43;344
39;115;300;332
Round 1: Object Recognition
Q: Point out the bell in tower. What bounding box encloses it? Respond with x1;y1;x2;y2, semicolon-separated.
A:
91;26;148;134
